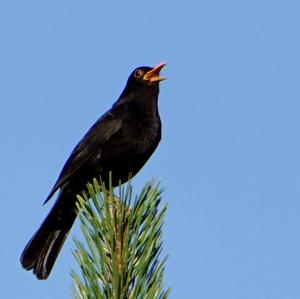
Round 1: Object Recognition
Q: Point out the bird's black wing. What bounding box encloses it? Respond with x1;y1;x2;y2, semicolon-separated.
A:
43;109;123;204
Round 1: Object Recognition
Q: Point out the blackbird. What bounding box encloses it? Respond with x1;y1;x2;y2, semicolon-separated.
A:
20;62;166;280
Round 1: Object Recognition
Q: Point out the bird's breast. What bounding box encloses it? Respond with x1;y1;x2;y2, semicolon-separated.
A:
123;116;161;153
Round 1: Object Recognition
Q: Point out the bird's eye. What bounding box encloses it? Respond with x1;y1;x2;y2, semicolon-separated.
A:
134;69;143;78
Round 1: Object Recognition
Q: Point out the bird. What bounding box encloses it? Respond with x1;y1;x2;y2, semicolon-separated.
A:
20;62;166;280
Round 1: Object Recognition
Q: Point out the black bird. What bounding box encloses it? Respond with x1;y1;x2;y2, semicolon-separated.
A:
21;62;166;280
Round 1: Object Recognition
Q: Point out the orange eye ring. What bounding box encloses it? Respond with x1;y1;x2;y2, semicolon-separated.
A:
134;69;143;78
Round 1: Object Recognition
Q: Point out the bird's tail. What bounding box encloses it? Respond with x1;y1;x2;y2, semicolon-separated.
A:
20;194;77;280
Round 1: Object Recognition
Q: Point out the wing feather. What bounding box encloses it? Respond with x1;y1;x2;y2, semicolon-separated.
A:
43;110;123;204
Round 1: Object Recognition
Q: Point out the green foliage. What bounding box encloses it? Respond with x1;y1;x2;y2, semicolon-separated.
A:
71;178;170;299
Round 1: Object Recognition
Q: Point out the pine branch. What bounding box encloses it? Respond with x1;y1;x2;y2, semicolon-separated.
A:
71;178;170;299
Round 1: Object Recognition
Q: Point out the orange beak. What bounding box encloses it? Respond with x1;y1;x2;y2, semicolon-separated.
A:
143;62;167;82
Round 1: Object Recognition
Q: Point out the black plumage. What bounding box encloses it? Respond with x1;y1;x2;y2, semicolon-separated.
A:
20;62;166;279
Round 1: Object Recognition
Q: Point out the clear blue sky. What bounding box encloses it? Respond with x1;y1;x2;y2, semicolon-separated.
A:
1;1;300;298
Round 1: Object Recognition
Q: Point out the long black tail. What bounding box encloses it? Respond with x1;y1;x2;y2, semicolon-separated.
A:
20;193;77;280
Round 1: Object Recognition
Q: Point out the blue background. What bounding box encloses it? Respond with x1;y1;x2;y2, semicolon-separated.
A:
1;1;300;298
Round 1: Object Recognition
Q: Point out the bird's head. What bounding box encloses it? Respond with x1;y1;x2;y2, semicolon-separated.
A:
132;62;166;84
123;62;166;94
117;62;166;105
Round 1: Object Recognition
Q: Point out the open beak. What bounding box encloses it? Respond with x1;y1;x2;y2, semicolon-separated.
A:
143;62;167;82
